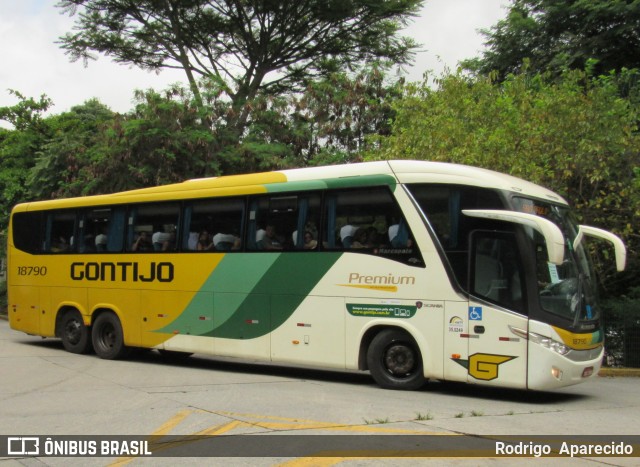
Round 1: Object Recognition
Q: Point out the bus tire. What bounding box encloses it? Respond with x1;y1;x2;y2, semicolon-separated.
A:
60;310;92;354
91;313;129;360
367;329;425;390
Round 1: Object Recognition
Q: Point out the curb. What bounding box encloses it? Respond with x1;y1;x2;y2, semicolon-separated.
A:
598;367;640;377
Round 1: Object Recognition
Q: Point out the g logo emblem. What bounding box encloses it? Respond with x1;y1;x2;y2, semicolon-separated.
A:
452;353;516;381
468;353;516;381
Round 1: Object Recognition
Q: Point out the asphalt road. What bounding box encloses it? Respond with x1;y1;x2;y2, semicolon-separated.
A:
0;318;638;466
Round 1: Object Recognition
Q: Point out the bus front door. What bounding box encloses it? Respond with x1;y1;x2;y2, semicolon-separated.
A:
465;231;529;389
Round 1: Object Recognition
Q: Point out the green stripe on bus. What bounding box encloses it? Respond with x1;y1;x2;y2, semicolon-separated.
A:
153;252;342;338
208;252;341;339
264;174;396;193
323;174;396;191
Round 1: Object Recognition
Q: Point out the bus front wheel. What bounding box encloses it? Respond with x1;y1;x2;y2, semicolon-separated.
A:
91;313;129;360
367;329;425;390
60;310;92;354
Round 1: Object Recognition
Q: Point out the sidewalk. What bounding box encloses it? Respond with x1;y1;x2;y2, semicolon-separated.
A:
598;367;640;377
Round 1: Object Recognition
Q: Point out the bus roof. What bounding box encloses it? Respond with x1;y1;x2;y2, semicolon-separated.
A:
12;160;567;212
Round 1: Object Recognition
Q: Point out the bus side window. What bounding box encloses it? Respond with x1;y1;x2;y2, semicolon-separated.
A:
183;197;245;252
12;212;44;254
470;231;525;313
79;207;125;253
247;193;320;252
127;203;179;252
46;211;77;253
407;184;506;287
324;187;422;266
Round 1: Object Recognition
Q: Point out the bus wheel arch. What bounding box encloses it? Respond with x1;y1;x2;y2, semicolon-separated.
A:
364;327;425;390
56;307;92;354
91;310;130;360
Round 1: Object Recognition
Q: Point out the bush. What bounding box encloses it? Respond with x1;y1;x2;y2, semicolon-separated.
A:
602;287;640;367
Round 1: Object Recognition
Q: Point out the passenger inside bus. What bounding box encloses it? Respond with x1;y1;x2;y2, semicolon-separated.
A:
132;231;152;252
197;230;213;251
351;228;369;249
303;231;317;250
51;236;69;252
257;224;283;250
95;227;108;252
152;228;176;251
213;231;239;251
340;224;357;248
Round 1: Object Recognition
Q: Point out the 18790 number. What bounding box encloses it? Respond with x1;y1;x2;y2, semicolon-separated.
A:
17;266;48;276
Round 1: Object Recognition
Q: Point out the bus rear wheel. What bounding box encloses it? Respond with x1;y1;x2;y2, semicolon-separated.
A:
60;310;92;354
367;329;425;390
91;313;129;360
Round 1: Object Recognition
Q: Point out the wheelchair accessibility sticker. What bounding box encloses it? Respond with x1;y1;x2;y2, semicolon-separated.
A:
469;306;482;321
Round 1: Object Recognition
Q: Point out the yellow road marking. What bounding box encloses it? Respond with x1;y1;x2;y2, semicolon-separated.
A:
108;408;454;466
195;419;246;436
149;408;193;436
215;411;446;434
277;455;505;467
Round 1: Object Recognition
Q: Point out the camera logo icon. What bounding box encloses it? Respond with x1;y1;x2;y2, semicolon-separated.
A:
7;437;40;456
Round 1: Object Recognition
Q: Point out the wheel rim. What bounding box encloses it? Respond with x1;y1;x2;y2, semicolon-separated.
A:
64;318;82;345
97;323;116;349
383;343;417;377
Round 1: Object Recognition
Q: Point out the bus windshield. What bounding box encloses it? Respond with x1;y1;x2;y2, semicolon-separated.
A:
512;197;599;325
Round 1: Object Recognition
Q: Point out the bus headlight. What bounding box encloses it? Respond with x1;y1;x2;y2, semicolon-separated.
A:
509;326;570;356
529;332;570;356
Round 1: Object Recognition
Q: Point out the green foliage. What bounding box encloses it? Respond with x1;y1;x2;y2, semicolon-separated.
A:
57;0;422;133
0;92;54;226
372;69;640;295
28;99;115;198
0;90;52;131
0;62;401;210
75;87;222;194
465;0;640;79
298;65;402;164
602;287;640;367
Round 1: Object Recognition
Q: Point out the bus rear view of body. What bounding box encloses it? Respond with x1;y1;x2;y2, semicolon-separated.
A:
8;160;626;390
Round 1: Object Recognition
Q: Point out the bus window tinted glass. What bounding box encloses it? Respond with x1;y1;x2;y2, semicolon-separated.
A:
247;194;321;251
79;207;125;253
184;198;245;251
324;187;422;266
12;212;43;254
128;203;179;252
46;211;77;253
471;231;525;313
407;184;505;286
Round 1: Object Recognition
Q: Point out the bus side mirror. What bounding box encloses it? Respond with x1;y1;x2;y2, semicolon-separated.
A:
462;209;565;265
573;225;627;272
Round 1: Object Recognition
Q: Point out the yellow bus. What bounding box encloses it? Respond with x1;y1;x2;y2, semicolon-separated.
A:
7;160;626;390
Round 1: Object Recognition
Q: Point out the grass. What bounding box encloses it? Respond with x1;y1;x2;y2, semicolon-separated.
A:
363;417;390;425
415;411;434;421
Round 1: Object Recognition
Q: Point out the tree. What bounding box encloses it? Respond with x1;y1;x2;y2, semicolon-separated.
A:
72;86;220;195
57;0;421;134
28;99;115;199
372;69;640;296
464;0;640;79
0;91;53;227
3;63;404;203
297;64;402;166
